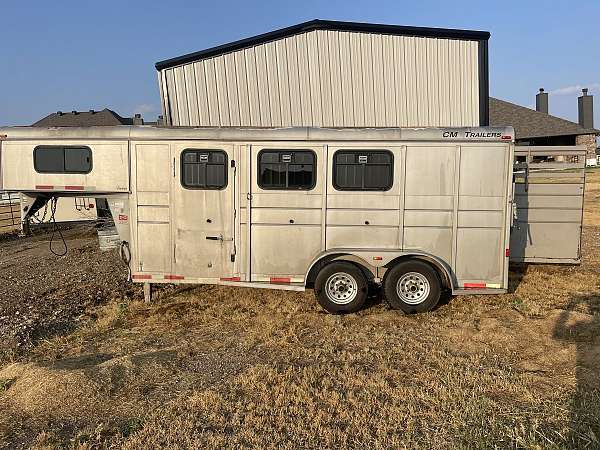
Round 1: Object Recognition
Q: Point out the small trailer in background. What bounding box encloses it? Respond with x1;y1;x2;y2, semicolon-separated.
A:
0;126;586;313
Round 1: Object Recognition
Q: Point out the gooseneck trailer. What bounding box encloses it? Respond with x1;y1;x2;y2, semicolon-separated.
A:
0;126;585;313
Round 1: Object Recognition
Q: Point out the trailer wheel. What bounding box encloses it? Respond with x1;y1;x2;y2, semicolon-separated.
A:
314;262;368;314
383;260;441;313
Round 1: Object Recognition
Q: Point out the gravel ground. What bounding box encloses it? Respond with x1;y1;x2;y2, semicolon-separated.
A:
0;225;142;361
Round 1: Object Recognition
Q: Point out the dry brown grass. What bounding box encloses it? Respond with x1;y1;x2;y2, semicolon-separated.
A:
0;173;599;449
585;169;600;226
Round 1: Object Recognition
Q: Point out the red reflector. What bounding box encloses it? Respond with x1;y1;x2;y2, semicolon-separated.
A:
464;283;486;289
164;275;184;280
501;135;512;140
132;274;152;280
36;185;54;190
64;185;84;190
270;277;291;284
220;277;241;282
89;204;95;209
373;256;383;261
505;248;510;257
118;214;128;221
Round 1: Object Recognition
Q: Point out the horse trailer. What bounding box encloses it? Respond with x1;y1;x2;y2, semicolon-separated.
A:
0;126;585;313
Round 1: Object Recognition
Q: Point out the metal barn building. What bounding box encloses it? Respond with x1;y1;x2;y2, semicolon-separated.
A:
156;20;490;128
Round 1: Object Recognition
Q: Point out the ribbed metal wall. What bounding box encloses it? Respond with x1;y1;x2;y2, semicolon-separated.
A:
158;30;480;127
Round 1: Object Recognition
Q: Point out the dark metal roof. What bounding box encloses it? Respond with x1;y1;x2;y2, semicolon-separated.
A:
155;19;491;71
32;109;133;127
489;97;599;139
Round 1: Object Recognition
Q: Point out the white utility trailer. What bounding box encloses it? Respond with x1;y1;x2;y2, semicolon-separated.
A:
0;126;585;313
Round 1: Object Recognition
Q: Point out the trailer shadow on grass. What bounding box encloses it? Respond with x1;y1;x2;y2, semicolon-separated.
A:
553;292;600;448
508;263;529;294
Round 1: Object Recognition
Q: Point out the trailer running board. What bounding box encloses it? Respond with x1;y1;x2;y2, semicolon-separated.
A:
452;288;507;295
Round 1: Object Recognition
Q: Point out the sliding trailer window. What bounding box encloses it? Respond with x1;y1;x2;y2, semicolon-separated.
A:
34;146;92;174
258;150;316;190
181;149;227;189
333;150;393;191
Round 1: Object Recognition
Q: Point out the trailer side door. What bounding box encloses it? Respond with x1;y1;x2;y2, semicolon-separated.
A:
170;142;236;280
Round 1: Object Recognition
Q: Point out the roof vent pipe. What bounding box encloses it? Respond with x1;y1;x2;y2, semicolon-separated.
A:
536;88;548;114
578;88;594;129
57;111;63;116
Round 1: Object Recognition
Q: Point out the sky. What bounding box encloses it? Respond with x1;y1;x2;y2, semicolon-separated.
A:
1;0;599;127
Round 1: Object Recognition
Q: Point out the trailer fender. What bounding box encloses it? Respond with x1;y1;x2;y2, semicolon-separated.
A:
304;250;455;290
304;251;376;288
382;253;455;290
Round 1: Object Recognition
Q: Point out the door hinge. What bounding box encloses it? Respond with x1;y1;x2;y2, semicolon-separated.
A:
246;193;252;201
231;160;236;168
231;254;235;262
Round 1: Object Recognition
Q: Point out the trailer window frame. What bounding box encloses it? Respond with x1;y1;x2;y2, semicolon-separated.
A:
257;149;317;191
33;145;93;174
180;149;228;190
332;149;394;191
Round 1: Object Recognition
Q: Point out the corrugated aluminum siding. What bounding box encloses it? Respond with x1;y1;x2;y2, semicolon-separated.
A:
159;30;481;127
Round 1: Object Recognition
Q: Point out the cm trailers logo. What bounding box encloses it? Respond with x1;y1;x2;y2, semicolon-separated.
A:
442;131;510;140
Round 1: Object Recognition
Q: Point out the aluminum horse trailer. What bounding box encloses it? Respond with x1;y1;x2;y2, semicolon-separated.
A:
0;126;585;313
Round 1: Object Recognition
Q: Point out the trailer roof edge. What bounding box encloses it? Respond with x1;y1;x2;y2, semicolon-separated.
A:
0;126;514;142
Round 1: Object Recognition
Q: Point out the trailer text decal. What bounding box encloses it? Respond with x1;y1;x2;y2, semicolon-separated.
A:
443;131;503;139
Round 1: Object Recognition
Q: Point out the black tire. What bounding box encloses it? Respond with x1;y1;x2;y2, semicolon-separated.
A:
314;262;368;314
383;260;441;313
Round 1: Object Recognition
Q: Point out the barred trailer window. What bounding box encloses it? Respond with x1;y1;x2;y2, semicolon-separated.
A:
333;150;394;191
258;150;316;190
181;150;227;189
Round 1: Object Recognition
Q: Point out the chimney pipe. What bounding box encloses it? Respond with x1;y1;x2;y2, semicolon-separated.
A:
133;113;144;125
536;88;548;114
578;88;594;129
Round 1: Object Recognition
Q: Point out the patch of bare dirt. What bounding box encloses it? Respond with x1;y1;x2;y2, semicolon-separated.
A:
0;225;142;361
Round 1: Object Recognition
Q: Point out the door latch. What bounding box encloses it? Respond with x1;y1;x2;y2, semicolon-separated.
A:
206;234;233;242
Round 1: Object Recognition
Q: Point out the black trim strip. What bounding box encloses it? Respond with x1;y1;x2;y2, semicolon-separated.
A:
478;39;490;126
155;19;491;71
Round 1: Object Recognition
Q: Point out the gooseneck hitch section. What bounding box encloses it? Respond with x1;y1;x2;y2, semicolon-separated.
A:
21;194;52;235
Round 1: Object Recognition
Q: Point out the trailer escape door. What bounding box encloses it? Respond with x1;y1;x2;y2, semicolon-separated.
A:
510;146;586;264
171;143;236;279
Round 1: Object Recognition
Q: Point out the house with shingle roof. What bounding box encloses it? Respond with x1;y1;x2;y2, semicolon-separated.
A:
489;88;599;164
32;109;156;127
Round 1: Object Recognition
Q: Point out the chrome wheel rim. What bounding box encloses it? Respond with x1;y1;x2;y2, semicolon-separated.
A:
325;272;358;305
396;272;430;305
